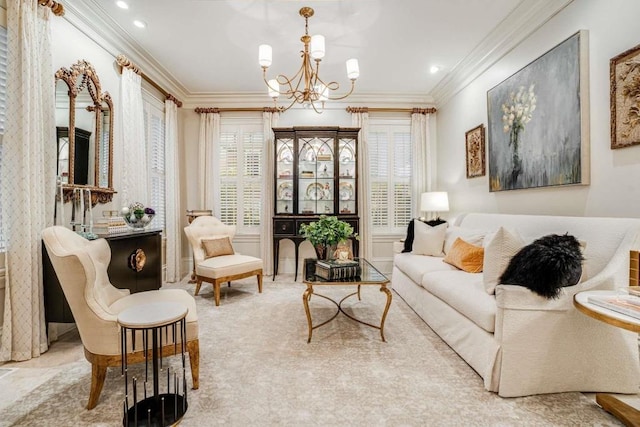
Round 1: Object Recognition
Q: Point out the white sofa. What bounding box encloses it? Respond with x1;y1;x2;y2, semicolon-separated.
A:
392;212;640;397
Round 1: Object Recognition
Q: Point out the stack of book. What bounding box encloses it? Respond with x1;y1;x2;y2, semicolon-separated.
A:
588;291;640;320
93;216;128;235
315;259;361;280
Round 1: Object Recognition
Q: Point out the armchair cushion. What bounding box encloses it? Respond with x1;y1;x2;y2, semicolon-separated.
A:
202;237;235;259
197;254;263;279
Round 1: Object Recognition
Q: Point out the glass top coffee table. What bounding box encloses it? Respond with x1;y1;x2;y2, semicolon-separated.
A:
302;258;391;343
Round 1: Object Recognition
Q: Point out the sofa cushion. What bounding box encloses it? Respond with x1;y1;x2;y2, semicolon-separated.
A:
394;253;456;285
402;218;447;253
421;270;496;333
483;227;525;295
499;233;584;299
444;226;486;254
443;238;484;273
412;221;447;256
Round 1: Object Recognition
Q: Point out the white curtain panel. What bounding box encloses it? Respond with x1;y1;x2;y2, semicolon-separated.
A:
119;68;148;206
411;112;431;216
164;99;181;282
1;0;55;361
198;112;219;211
351;112;372;260
260;111;279;276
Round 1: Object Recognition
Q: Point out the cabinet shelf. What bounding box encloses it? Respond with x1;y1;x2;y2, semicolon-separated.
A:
272;127;361;281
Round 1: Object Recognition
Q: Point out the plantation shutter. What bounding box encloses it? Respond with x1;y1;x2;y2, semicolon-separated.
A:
368;131;389;228
148;111;165;229
242;131;262;227
393;131;412;228
219;131;239;225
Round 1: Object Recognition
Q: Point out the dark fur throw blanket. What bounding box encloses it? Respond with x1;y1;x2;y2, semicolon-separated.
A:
499;233;584;299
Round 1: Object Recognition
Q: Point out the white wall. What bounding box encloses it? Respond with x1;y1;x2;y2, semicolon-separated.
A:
437;0;640;219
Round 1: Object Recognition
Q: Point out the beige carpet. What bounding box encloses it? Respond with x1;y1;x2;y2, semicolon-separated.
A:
0;276;623;426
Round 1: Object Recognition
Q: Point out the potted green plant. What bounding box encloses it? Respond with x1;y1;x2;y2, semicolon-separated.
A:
299;215;358;260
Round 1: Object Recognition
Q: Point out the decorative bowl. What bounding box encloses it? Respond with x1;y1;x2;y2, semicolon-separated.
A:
123;213;155;229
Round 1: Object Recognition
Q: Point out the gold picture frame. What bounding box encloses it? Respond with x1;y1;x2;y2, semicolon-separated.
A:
610;43;640;149
465;124;485;178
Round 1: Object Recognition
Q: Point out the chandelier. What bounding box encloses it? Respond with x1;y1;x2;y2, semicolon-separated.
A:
258;6;359;113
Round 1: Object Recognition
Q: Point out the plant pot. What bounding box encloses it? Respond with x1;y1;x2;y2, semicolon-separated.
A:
315;244;336;260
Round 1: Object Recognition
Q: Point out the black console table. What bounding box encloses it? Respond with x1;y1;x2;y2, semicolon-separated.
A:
43;229;162;327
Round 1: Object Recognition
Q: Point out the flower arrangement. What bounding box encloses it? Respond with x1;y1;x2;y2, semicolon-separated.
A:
299;215;358;259
121;202;155;229
501;84;536;174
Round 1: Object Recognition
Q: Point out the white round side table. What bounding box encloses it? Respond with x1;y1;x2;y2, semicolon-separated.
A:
118;301;189;427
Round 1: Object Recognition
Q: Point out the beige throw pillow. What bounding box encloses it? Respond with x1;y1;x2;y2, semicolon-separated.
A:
443;226;486;254
202;237;235;259
412;221;447;257
482;227;525;295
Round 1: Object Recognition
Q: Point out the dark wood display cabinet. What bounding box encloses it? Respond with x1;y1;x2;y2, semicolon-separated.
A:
272;126;360;280
43;229;162;326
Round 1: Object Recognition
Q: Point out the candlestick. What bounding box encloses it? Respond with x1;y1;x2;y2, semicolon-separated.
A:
79;187;84;230
86;189;93;233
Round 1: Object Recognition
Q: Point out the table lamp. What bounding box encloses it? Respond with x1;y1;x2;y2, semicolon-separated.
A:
420;191;449;221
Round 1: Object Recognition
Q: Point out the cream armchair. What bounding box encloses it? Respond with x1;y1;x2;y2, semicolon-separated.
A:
41;226;200;409
184;216;263;306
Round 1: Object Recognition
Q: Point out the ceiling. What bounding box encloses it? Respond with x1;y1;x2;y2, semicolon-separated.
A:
72;0;527;100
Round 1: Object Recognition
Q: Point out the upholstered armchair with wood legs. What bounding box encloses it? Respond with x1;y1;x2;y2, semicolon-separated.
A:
42;226;200;409
184;216;263;306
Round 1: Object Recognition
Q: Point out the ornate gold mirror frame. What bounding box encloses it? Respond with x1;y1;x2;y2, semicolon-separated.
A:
55;60;115;205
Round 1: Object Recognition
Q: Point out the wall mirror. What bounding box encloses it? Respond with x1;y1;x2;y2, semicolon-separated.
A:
55;59;115;204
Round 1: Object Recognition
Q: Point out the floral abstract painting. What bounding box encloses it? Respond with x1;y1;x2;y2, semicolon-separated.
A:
465;124;485;178
487;31;590;192
611;43;640;148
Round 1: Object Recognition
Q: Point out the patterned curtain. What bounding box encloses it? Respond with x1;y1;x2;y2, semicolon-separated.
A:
351;111;372;260
260;111;279;276
164;99;181;282
1;0;55;361
119;68;148;206
410;112;431;216
198;112;219;211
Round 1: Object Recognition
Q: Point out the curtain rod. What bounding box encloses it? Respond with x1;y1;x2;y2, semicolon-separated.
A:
116;54;183;107
346;107;437;114
39;0;64;16
195;107;282;114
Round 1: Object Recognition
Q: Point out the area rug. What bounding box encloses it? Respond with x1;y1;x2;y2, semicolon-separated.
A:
0;276;621;426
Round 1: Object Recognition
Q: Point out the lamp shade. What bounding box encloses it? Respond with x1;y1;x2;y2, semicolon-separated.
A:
267;79;280;98
420;192;449;213
259;44;272;67
346;58;359;80
310;35;325;60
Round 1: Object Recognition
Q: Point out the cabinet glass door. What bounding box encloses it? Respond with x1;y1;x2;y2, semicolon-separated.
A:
275;138;294;214
298;137;334;215
338;138;357;214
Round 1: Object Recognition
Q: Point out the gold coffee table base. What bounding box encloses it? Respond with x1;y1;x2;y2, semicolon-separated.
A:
302;283;392;343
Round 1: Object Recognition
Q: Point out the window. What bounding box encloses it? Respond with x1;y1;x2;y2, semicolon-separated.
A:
142;94;165;230
368;119;412;234
216;118;263;233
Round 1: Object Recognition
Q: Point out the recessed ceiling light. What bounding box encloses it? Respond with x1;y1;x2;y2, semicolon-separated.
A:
116;1;128;9
430;66;440;74
133;20;147;29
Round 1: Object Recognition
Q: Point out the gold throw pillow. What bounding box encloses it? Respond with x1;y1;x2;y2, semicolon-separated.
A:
443;237;484;273
202;237;234;259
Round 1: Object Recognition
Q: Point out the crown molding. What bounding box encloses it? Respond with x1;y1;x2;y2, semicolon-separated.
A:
61;0;188;101
430;0;574;108
182;91;435;110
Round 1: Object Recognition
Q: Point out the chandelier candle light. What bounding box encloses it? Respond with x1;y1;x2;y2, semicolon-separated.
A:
258;6;359;113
